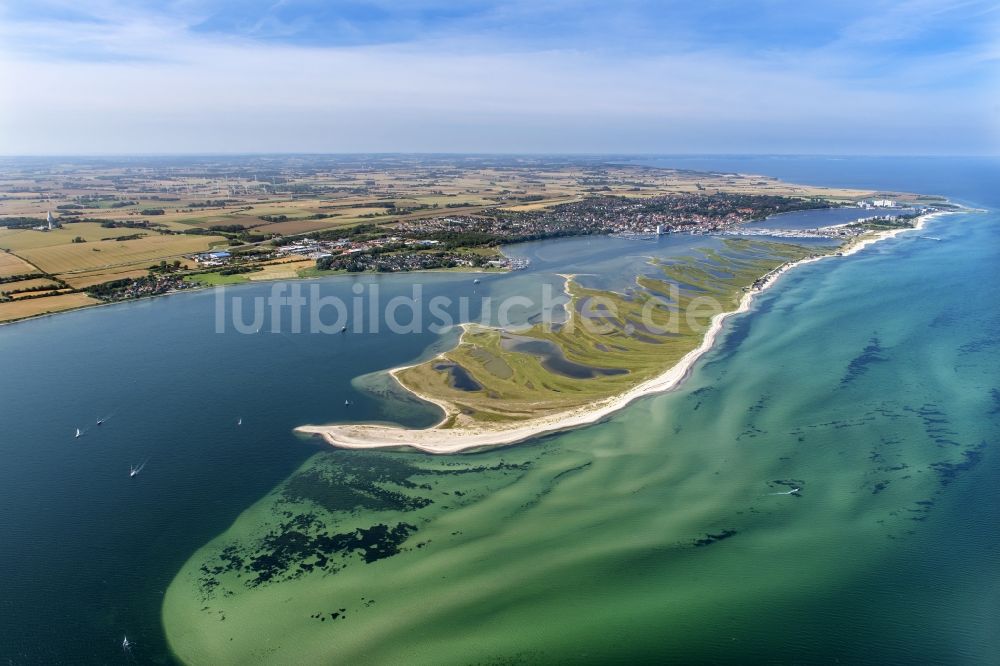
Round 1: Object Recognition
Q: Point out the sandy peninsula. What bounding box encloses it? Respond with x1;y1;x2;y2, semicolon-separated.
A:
295;211;947;454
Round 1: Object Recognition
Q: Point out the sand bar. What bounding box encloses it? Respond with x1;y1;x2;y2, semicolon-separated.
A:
295;212;949;454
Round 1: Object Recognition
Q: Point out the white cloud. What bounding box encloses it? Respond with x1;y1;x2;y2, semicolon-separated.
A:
0;2;996;154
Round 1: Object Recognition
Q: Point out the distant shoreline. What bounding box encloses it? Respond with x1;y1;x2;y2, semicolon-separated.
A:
0;264;498;328
295;210;953;454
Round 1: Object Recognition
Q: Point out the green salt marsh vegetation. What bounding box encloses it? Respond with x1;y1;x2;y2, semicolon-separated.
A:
395;239;820;425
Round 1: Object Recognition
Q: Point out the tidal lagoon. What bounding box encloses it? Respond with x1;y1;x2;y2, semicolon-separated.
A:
1;157;997;664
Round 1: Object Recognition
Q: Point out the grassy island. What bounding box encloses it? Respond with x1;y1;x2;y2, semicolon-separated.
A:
395;240;816;427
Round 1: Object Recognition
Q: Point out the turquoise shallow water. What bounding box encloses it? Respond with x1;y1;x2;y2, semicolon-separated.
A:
1;157;998;664
161;208;1000;665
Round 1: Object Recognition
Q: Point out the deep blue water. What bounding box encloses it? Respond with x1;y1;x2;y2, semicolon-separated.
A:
632;155;1000;208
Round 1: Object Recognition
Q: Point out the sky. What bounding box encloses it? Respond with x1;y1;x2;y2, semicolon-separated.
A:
0;0;997;155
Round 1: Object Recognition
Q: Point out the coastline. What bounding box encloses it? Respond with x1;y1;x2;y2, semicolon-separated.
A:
295;210;950;454
0;264;500;328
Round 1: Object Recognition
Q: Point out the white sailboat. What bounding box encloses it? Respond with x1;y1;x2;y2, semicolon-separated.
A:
237;417;242;426
75;428;82;438
122;634;133;654
129;459;148;478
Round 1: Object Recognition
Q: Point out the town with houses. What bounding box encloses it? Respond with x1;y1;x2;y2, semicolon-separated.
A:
2;191;936;307
191;194;925;272
192;192;842;271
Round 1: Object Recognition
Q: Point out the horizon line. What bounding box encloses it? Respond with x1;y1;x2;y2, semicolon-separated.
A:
1;152;997;159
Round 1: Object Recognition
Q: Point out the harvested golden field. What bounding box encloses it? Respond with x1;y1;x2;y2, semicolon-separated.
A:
0;198;60;218
254;218;348;235
0;223;137;251
0;251;39;278
15;234;225;276
60;268;153;289
0;277;60;293
503;196;582;211
0;292;100;323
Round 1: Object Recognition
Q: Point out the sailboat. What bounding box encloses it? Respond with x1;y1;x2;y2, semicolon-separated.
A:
75;428;82;438
237;417;242;426
129;459;148;478
122;635;133;654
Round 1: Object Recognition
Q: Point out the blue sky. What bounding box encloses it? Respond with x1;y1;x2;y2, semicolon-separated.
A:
0;0;997;154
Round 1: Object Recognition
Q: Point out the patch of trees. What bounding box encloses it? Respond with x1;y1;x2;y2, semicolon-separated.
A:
140;208;165;215
86;277;138;299
417;230;499;248
0;216;46;228
230;247;272;257
149;260;183;273
187;200;237;208
1;289;68;301
0;282;60;296
240;233;271;244
110;200;138;208
386;204;435;215
101;233;144;242
259;212;333;224
311;223;381;243
0;272;47;284
99;220;156;230
317;255;362;272
218;265;262;276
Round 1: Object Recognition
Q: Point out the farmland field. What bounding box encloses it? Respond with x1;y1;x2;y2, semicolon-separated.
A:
0;155;890;324
253;218;349;235
0;277;60;292
0;251;38;278
59;268;155;289
0;292;99;322
15;234;226;276
0;223;141;251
